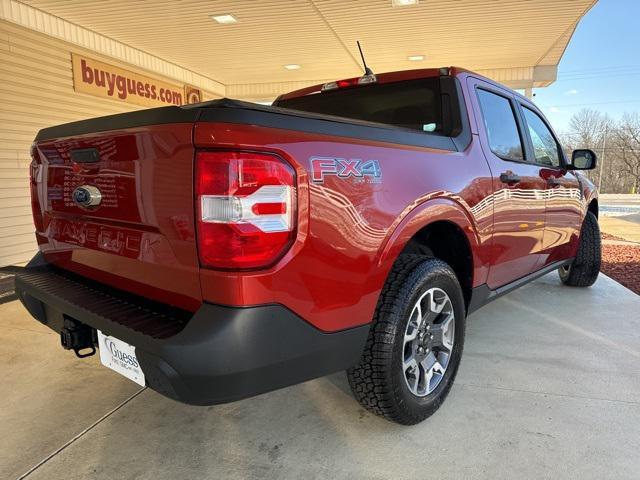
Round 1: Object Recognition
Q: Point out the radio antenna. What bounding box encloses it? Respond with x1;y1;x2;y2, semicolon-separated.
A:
357;41;374;76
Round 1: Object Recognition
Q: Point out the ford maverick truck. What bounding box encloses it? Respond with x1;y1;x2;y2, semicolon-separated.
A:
16;67;600;424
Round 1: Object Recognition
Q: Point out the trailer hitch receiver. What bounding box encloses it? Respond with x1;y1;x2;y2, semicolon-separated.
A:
60;317;96;358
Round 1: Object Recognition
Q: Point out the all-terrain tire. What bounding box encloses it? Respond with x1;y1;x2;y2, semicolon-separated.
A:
558;211;601;287
347;255;466;425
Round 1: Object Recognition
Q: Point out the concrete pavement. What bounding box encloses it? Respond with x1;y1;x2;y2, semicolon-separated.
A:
1;273;639;480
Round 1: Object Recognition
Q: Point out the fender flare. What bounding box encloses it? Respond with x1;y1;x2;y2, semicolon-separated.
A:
584;190;599;217
376;197;485;283
578;174;599;219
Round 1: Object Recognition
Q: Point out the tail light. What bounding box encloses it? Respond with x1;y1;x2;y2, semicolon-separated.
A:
29;143;44;232
195;151;296;269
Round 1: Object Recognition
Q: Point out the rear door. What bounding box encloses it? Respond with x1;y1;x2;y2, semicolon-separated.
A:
468;78;547;289
517;103;583;264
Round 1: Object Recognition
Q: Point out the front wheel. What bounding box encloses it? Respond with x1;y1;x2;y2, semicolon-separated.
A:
347;256;466;425
559;211;601;287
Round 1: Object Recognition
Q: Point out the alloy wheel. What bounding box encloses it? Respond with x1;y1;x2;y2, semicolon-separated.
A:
402;287;455;397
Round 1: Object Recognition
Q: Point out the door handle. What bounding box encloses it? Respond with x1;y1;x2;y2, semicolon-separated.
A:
499;172;521;185
547;177;562;187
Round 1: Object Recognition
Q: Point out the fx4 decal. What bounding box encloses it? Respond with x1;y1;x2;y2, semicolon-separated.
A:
310;157;382;183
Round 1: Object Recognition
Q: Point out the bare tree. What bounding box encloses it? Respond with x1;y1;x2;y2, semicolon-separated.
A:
567;108;609;146
560;109;640;193
614;113;640;193
562;109;611;188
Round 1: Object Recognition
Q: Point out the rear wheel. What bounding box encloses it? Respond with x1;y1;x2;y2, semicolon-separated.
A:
558;211;601;287
347;256;466;425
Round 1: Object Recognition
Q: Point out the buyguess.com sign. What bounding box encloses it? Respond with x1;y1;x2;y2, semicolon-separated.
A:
72;54;200;107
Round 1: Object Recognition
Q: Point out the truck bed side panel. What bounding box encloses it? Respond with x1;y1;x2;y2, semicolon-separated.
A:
194;122;493;332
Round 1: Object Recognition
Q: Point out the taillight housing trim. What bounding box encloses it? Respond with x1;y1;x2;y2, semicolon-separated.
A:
195;150;297;271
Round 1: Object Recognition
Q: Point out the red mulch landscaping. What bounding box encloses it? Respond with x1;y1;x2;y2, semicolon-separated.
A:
601;241;640;295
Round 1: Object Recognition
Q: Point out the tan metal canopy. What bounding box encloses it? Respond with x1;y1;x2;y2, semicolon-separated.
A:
19;0;596;100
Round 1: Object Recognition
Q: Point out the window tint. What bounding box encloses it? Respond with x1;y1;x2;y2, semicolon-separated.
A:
522;107;561;167
276;78;442;133
476;89;524;161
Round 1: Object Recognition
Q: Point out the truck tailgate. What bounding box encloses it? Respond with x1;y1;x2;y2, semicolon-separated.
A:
31;121;201;311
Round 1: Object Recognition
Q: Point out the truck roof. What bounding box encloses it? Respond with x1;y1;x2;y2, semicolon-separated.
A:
276;66;472;102
275;66;535;107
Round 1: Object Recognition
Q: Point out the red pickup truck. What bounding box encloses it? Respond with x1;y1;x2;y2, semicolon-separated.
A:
16;67;600;425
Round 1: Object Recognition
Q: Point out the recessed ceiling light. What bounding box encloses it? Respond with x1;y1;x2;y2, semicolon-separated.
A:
408;55;425;61
392;0;419;6
211;14;237;24
284;64;301;70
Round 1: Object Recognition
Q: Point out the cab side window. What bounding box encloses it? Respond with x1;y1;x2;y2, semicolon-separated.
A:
476;89;524;161
522;107;562;167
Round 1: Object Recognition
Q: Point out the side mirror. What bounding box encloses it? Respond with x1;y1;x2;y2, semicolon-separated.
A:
569;149;597;170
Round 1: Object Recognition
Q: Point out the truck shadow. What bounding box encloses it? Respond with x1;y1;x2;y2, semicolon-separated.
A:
79;372;408;479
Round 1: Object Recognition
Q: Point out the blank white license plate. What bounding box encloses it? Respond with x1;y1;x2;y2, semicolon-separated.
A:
97;330;146;387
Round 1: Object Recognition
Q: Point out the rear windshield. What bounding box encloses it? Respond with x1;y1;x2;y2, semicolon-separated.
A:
276;78;442;134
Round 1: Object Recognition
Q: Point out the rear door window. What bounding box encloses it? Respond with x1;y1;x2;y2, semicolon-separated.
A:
476;89;524;161
276;78;442;133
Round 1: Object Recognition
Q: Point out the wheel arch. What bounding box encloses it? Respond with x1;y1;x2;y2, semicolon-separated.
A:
377;198;482;310
588;198;598;218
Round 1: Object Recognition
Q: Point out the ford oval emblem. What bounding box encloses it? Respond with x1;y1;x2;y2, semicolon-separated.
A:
72;185;102;207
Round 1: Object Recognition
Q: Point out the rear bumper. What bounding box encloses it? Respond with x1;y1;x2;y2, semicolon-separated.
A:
15;254;368;405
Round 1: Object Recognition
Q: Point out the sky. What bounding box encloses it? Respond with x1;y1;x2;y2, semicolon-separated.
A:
532;0;640;134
